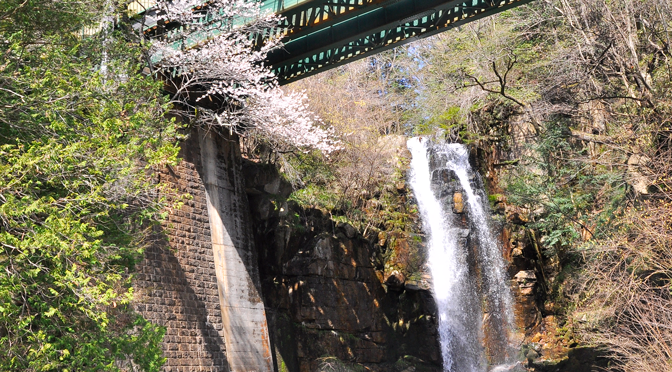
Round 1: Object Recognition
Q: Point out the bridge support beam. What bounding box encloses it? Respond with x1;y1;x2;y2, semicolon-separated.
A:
199;128;273;372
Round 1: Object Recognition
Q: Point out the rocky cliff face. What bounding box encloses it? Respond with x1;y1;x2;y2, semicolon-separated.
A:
243;160;442;372
474;144;608;371
241;139;607;372
240;140;576;372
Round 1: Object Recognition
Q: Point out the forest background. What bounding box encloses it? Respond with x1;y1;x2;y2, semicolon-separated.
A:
1;0;671;371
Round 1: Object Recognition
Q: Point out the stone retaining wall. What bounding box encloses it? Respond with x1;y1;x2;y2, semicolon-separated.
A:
134;128;228;371
134;127;272;372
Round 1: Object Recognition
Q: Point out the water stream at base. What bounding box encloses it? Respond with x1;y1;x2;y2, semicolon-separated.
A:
407;138;516;372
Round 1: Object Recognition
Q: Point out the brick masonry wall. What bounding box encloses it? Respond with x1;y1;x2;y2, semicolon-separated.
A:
134;128;228;372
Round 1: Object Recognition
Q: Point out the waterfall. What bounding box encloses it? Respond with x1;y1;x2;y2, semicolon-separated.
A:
407;138;515;371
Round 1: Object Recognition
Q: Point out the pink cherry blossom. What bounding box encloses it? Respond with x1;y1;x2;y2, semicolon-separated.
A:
150;0;340;153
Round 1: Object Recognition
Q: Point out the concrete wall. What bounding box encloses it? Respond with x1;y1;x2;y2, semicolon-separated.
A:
134;127;272;372
199;129;273;371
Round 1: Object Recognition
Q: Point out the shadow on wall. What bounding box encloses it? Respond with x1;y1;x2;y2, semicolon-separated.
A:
137;239;228;371
134;127;230;371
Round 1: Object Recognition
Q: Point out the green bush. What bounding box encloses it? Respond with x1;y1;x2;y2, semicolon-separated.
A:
0;4;179;370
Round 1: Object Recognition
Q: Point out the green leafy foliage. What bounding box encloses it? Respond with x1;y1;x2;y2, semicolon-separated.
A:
505;121;627;256
0;0;100;40
284;143;415;234
0;3;180;371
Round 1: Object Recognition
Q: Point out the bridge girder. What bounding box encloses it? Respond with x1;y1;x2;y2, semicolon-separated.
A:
131;0;533;84
269;0;534;84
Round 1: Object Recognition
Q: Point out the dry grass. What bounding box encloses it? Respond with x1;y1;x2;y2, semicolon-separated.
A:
572;199;672;371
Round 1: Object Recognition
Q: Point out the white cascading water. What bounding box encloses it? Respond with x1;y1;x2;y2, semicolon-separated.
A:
407;138;515;372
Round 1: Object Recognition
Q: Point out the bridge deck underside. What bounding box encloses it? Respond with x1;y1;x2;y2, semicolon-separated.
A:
271;0;533;84
131;0;533;84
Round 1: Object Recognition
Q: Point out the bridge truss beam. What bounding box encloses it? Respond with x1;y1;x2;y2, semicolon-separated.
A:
269;0;533;84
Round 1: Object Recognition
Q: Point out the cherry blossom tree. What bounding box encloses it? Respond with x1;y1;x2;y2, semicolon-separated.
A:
146;0;340;153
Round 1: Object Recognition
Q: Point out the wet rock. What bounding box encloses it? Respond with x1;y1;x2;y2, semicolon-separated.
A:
490;362;526;372
453;192;465;214
245;156;441;371
519;286;534;296
515;270;537;296
530;347;608;372
512;273;541;329
258;217;440;370
515;270;536;282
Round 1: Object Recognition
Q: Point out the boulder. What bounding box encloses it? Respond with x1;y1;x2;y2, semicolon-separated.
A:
453;192;465;214
515;270;537;282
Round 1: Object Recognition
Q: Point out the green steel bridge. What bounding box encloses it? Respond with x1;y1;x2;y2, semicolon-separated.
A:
132;0;533;84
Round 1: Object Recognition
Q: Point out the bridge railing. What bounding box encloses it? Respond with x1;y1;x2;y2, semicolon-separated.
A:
122;0;535;83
